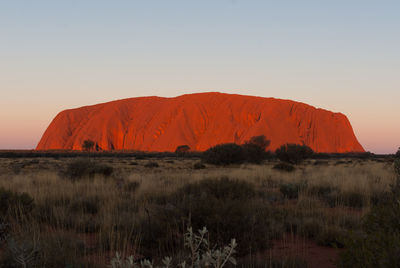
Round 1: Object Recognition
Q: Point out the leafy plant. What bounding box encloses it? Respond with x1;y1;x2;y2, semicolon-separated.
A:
110;226;237;268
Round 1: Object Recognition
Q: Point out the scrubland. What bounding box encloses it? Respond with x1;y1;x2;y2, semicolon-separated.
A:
0;155;396;268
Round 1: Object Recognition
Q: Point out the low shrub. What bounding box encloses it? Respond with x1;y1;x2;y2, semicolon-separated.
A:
280;183;300;199
0;188;34;218
193;162;206;169
242;143;265;164
242;135;271;164
299;218;322;239
63;158;113;180
69;196;99;215
316;226;345;248
238;256;308;268
275;144;313;164
139;178;277;257
123;181;141;192
340;191;366;209
394;148;400;178
175;145;190;155
111;227;237;268
144;161;159;168
202;143;245;165
273;163;295;172
339;181;400;267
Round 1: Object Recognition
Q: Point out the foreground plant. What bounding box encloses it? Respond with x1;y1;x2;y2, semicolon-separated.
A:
110;227;237;268
339;149;400;267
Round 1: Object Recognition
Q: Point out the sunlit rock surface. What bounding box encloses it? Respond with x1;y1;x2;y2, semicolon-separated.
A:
36;92;364;153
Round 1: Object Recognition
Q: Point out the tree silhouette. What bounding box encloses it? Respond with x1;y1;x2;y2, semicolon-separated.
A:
82;139;95;152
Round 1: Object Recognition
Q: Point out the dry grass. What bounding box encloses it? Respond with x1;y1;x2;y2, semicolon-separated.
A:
0;156;395;267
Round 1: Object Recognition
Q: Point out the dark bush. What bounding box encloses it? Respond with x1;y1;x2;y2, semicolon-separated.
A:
144;161;159;168
242;143;265;164
63;158;113;180
313;160;329;166
275;144;314;164
82;139;95;151
394;147;400;178
175;145;190;155
242;135;271;164
238;256;308;268
273;163;295;172
245;135;271;151
139;178;278;257
339;181;400;267
69;196;99;215
123;181;141;192
193;162;206;169
341;191;366;209
0;188;34;217
35;233;87;268
299;218;322;239
202;143;245;165
317;226;345;248
280;183;300;199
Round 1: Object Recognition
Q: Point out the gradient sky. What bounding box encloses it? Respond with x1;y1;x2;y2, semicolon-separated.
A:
1;0;399;153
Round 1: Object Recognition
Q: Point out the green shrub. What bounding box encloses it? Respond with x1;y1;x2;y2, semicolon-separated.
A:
273;163;295;172
275;144;313;164
63;158;113;180
202;143;245;165
280;183;300;199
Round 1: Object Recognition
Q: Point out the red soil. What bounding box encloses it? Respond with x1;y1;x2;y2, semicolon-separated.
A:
266;235;340;268
36;92;364;153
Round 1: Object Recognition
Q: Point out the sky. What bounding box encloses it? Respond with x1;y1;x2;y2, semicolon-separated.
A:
0;0;399;153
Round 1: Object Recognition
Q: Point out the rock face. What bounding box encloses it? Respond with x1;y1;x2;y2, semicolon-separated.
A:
36;92;364;153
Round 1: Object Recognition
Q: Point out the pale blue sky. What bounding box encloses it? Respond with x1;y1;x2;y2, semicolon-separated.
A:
1;0;399;153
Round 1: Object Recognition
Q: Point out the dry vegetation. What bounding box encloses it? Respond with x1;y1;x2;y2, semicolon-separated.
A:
0;155;396;268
